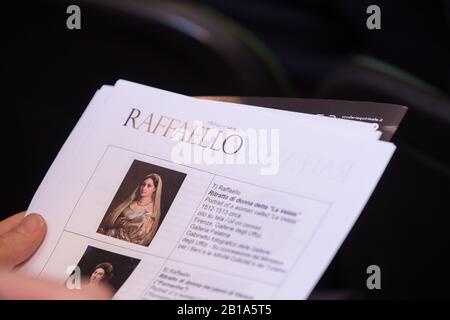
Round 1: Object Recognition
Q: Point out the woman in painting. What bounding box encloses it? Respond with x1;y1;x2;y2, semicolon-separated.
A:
88;262;114;286
98;173;162;246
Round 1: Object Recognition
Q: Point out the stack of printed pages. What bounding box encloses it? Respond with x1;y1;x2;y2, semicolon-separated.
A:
22;80;407;299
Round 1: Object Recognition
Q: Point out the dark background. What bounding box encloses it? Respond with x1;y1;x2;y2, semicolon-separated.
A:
1;0;450;299
75;245;141;293
99;159;187;240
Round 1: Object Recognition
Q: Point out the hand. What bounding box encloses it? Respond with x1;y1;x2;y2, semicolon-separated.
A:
0;212;112;299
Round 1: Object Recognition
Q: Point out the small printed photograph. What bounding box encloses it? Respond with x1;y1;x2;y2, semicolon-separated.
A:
70;245;140;294
97;159;186;247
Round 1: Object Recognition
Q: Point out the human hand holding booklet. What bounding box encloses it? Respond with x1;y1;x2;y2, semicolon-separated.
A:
22;80;406;299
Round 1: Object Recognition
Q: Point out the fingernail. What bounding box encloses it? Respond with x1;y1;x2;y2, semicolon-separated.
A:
17;214;45;234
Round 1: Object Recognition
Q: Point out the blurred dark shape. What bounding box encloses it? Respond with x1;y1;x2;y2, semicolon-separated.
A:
314;56;450;300
198;0;450;96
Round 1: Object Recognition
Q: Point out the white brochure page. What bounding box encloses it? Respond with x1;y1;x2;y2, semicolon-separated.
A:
99;85;381;141
24;80;395;300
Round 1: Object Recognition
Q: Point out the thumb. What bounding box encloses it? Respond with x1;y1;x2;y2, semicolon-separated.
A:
0;213;46;270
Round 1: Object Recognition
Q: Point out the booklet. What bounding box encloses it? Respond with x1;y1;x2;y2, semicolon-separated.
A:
199;96;407;141
23;80;406;299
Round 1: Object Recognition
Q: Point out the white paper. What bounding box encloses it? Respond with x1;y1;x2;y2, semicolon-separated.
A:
23;80;395;300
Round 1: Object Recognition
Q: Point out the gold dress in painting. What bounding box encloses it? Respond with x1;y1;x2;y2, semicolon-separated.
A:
106;206;157;245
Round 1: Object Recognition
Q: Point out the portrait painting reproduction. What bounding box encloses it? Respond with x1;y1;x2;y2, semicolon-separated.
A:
97;159;186;247
69;245;141;294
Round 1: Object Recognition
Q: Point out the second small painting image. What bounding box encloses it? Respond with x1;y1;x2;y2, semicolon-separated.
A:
67;245;141;295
